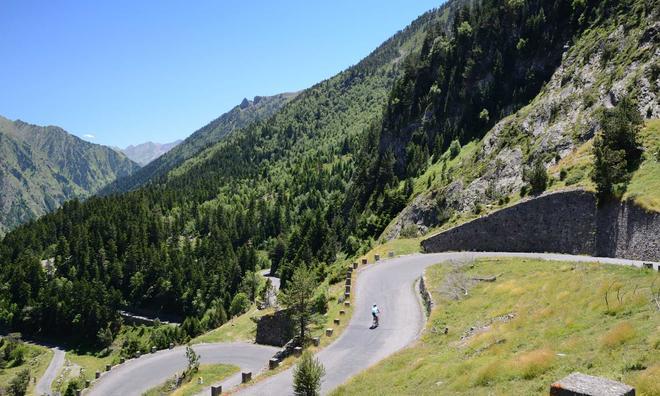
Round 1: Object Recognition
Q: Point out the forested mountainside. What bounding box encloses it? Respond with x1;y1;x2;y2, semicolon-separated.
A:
0;116;139;235
121;140;182;166
103;93;297;194
0;2;451;342
381;0;659;238
1;0;655;348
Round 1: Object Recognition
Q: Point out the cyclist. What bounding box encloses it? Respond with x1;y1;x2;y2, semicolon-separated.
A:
371;304;380;327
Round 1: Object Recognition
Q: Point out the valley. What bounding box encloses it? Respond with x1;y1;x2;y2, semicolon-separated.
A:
0;0;658;395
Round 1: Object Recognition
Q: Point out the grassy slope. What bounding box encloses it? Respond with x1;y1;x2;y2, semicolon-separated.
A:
142;363;239;396
625;119;660;212
0;342;53;395
333;258;659;396
390;118;660;242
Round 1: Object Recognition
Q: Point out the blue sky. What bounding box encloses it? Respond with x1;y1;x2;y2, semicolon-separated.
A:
0;1;442;148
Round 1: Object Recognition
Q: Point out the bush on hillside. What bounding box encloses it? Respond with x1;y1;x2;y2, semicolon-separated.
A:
293;351;325;396
591;97;643;197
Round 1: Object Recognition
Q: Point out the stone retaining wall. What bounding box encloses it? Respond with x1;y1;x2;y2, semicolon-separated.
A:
422;190;659;262
418;275;434;317
255;309;294;347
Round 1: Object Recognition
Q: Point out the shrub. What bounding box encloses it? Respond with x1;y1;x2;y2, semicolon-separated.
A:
312;287;329;315
8;368;30;396
591;97;642;197
400;224;419;238
601;322;635;348
449;139;461;159
293;351;326;396
229;292;250;317
524;159;548;195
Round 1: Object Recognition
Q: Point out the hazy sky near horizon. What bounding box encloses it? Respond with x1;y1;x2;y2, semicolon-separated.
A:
1;1;442;147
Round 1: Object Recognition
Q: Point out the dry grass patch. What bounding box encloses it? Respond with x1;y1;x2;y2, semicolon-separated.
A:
511;348;556;379
601;322;636;349
334;258;659;396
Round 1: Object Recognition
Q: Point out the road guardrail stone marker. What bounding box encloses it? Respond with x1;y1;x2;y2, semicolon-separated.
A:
241;372;252;383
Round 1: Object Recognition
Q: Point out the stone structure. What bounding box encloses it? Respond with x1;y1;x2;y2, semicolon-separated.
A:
255;309;294;347
422;190;659;262
550;372;635;396
241;372;252;383
418;275;433;317
211;385;223;396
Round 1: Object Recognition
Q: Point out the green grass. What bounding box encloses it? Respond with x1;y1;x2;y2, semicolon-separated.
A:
625;119;660;212
360;238;423;263
142;363;239;396
0;341;52;395
193;305;272;344
333;258;660;396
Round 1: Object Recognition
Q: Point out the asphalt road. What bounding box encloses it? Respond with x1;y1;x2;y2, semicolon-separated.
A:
236;252;653;396
83;252;653;395
87;343;278;396
35;346;65;395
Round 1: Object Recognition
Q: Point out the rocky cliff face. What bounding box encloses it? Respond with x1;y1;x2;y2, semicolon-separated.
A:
385;15;659;240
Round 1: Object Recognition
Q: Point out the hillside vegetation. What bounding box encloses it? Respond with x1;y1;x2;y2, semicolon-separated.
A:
0;1;454;345
382;0;659;239
0;116;139;235
103;93;297;194
0;0;656;359
333;258;660;396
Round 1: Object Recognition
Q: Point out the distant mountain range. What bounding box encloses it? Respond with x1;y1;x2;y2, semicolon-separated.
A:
102;92;297;194
0;116;139;234
120;140;183;166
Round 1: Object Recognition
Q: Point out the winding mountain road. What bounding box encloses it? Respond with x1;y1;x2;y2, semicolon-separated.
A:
87;343;278;396
84;252;654;395
35;346;64;396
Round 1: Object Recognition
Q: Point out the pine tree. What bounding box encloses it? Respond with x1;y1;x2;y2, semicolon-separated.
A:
293;351;325;396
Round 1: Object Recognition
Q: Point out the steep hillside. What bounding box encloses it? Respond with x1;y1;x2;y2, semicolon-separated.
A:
104;93;297;193
376;0;659;239
1;0;654;353
121;140;182;166
0;116;139;235
0;2;457;343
